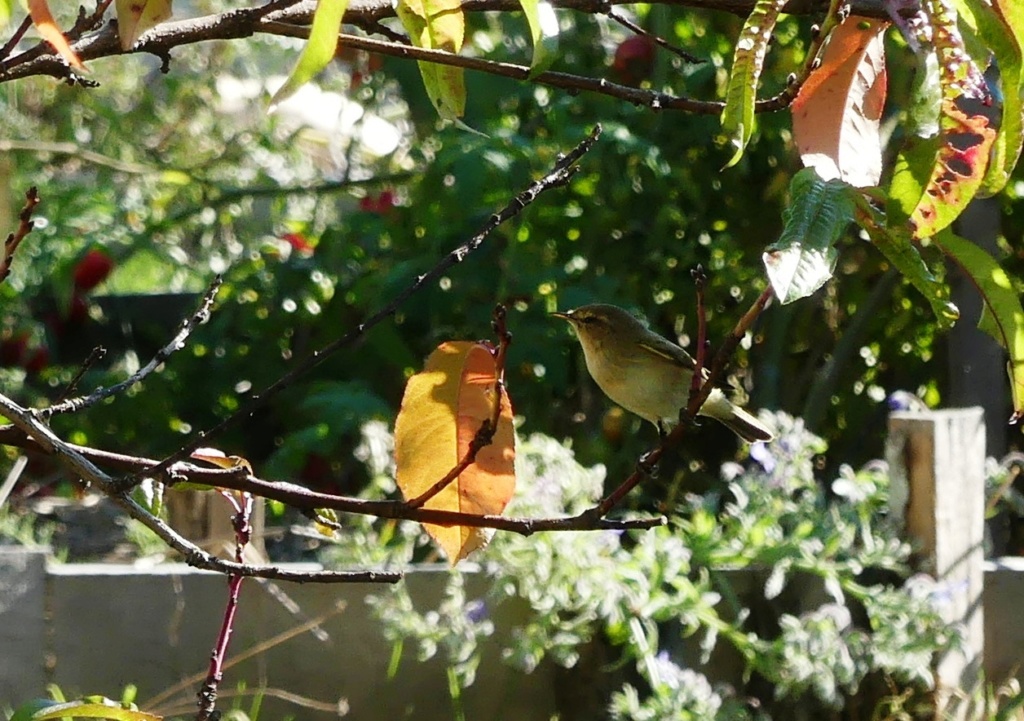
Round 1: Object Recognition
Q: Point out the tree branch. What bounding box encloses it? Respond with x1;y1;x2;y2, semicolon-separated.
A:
0;0;902;85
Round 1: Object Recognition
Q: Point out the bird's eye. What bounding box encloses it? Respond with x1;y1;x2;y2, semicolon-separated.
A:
580;316;600;325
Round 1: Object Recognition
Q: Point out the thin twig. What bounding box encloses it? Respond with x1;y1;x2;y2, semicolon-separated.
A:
606;9;703;65
405;304;513;508
689;264;708;400
41;275;223;418
134;126;602;489
1;186;40;284
0;16;33;64
195;489;253;721
56;346;108;403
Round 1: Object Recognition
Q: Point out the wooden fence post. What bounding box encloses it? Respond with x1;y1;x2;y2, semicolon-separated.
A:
885;408;985;706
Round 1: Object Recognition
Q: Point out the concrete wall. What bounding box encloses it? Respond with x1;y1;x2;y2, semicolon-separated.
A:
2;550;557;720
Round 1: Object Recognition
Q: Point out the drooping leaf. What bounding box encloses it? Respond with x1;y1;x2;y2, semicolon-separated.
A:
115;0;172;50
791;17;889;187
191;447;254;475
27;0;85;71
953;0;1024;197
394;341;515;564
895;0;999;237
762;168;855;304
855;197;960;329
270;0;350;108
934;230;1024;419
720;0;787;167
395;0;466;119
518;0;559;76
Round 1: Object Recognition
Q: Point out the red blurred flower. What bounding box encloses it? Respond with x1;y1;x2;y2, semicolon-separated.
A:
359;190;395;215
0;332;28;366
612;36;655;86
73;249;114;292
23;346;49;374
282;232;315;255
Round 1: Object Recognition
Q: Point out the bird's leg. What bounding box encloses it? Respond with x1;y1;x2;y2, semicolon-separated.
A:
637;450;659;478
677;407;700;430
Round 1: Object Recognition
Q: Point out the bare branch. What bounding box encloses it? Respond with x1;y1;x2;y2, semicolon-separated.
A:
41;274;224;419
1;186;40;284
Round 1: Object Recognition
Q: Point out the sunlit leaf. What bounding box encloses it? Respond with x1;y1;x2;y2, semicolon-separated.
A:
115;0;172;50
762;168;855;304
12;697;160;720
721;0;787;167
855;197;960;329
27;0;85;71
891;0;999;237
394;341;515;564
934;230;1024;419
791;17;889;187
518;0;559;76
953;0;1024;197
395;0;466;119
191;447;254;475
270;0;350;108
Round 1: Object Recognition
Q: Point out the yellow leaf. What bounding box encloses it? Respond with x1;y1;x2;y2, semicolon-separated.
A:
395;0;466;119
27;0;85;71
394;341;515;563
115;0;172;50
191;447;254;475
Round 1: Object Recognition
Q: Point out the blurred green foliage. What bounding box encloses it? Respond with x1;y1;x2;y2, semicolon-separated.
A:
0;3;1015;496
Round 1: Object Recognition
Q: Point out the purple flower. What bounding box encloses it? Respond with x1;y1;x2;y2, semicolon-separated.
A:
466;598;489;623
749;441;777;474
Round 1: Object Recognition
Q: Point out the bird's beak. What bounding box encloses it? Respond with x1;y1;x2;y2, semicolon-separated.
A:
550;310;572;321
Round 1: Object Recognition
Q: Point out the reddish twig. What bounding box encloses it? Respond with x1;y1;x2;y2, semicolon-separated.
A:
588;285;775;516
1;186;40;284
406;304;513;509
196;490;253;721
689;264;708;400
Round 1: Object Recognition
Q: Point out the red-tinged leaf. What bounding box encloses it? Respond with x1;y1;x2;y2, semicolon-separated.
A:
720;0;787;167
27;0;85;71
934;230;1024;420
899;0;999;237
394;341;515;564
953;0;1024;197
115;0;172;50
269;0;349;109
791;17;889;188
395;0;466;119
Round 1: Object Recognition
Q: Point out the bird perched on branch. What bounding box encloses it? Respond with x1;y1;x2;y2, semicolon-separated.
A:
553;303;773;443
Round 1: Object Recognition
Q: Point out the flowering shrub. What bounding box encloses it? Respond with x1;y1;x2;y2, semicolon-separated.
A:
323;414;958;718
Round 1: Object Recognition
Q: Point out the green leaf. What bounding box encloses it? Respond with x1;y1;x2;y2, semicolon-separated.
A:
518;0;559;76
395;0;466;119
720;0;787;167
762;169;854;304
13;698;160;720
855;198;960;329
934;230;1024;419
269;0;350;109
953;0;1024;197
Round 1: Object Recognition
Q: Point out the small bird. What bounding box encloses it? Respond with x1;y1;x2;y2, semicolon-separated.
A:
554;303;773;443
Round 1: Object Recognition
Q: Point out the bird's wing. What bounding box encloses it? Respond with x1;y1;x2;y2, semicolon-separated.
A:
637;335;696;370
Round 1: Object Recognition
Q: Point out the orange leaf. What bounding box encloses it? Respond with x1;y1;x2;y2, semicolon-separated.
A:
792;17;889;188
394;341;515;564
27;0;85;71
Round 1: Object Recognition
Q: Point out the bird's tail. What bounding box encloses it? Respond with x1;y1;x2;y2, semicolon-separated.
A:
716;405;774;443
